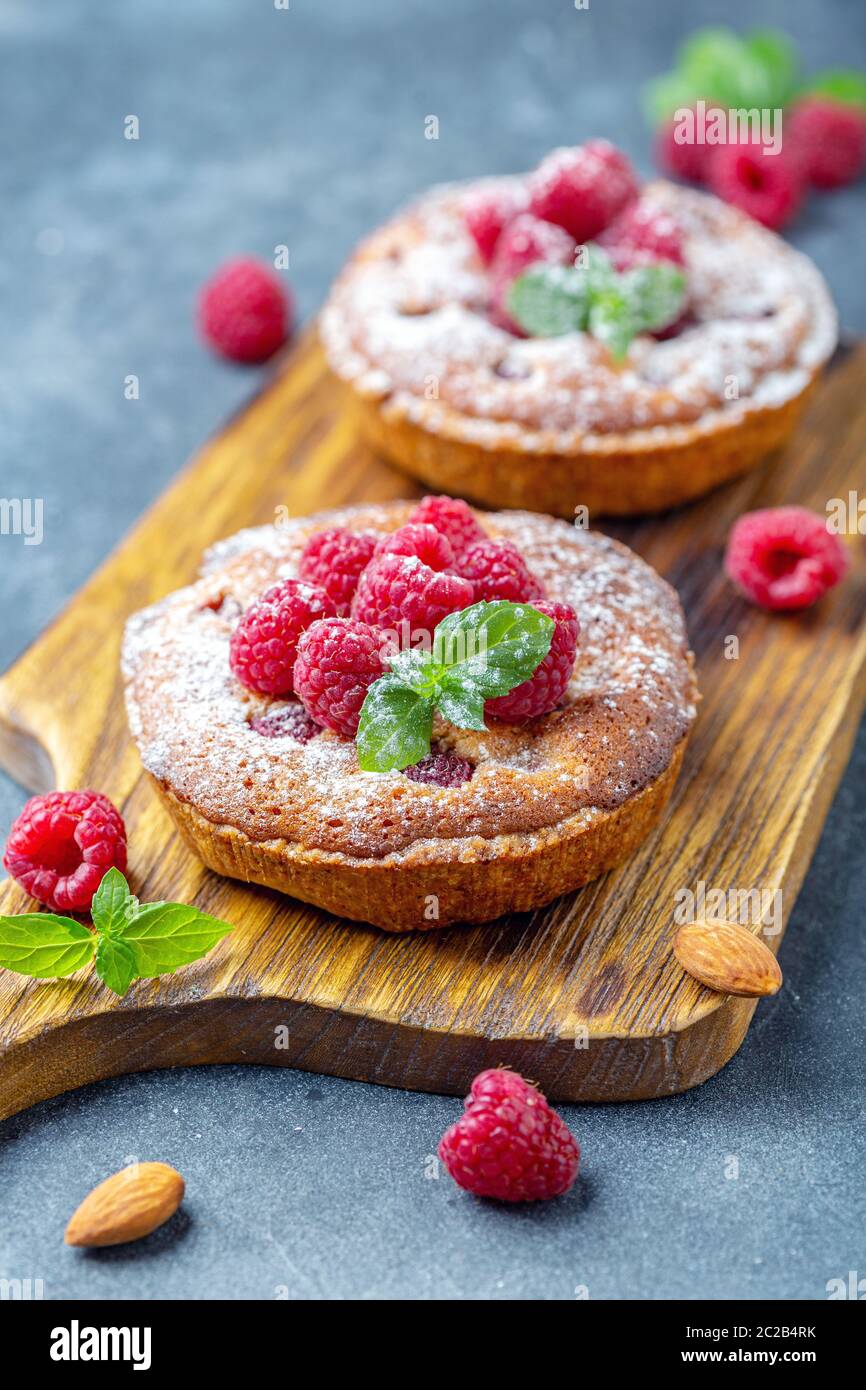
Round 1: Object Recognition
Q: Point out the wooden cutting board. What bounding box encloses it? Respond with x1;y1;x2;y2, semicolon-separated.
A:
1;333;865;1119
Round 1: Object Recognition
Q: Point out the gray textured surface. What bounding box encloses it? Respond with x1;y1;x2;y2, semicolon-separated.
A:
1;0;864;1300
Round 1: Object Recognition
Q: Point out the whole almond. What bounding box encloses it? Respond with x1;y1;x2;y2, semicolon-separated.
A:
674;921;783;998
64;1162;185;1248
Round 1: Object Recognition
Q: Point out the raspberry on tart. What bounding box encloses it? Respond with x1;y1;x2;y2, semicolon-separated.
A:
373;521;454;571
406;495;485;559
527;140;638;241
485;600;579;723
459;539;545;604
298;527;377;616
351;552;474;646
321;144;837;517
123;500;697;931
229;578;335;696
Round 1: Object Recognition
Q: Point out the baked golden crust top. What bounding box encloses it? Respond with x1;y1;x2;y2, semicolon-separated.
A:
123;504;697;862
321;179;836;451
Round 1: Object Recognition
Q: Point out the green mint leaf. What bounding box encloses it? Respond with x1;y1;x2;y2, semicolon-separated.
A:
588;289;635;362
434;600;554;698
386;648;444;697
677;28;759;109
90;867;138;935
643;71;706;127
113;902;233;978
0;914;95;980
745;31;799;108
95;934;137;997
507;265;590;338
436;685;488;733
800;69;866;111
356;674;435;773
621;263;686;334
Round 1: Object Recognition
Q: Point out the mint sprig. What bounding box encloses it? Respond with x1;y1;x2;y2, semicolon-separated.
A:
508;250;686;360
643;27;800;125
356;600;554;774
0;867;233;997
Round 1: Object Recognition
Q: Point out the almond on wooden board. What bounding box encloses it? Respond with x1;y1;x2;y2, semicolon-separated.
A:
674;921;783;998
64;1162;185;1248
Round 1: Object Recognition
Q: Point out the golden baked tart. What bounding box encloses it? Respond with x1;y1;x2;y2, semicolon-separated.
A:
123;497;697;930
321;141;837;518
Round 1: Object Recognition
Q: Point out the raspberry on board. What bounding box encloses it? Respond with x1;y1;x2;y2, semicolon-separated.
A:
403;745;474;787
298;527;378;616
351;553;475;648
197;257;291;364
724;506;849;611
459;539;546;604
249;703;320;743
708;142;804;230
293;617;386;737
528;140;639;242
374;522;454;572
438;1067;580;1202
229;579;336;696
786;97;866;190
3;789;128;914
486;599;579;723
406;496;486;560
463;183;528;265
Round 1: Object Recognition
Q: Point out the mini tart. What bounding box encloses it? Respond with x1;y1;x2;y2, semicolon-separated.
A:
122;503;698;931
321;179;837;517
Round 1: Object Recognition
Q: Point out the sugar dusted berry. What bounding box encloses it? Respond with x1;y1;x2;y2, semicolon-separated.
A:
724;506;849;611
485;599;579;723
528;140;638;242
3;790;127;914
404;745;474;788
198;257;291;364
489;212;575;333
298;527;378;616
249;703;320;743
598;197;685;269
463;183;527;265
459;539;545;604
708;142;804;230
438;1067;580;1202
786;97;866;190
352;553;475;647
407;496;485;560
229;579;335;696
293;617;386;738
374;522;454;572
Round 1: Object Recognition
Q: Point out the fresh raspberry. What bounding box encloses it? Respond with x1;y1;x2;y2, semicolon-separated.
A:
406;496;486;560
724;506;849;611
786;97;866;190
198;257;291;364
298;528;378;616
597;197;686;268
230;579;335;696
249;703;320;743
3;790;127;914
488;213;575;333
438;1068;580;1203
374;522;454;572
459;540;546;603
486;599;579;723
654;111;715;184
463;184;527;265
404;745;474;787
708;142;804;230
528;140;638;242
293;617;386;737
352;553;475;647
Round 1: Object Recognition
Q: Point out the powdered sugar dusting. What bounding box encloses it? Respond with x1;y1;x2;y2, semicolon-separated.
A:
123;504;697;862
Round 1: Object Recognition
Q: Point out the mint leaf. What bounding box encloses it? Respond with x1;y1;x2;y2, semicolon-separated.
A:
622;262;686;334
0;914;95;979
114;902;233;978
588;289;635;362
434;601;554;698
507;265;590;338
800;69;866;111
356;675;434;773
95;934;137;997
644;27;800;123
91;866;138;935
386;648;444;697
436;685;487;733
746;31;798;108
678;28;761;109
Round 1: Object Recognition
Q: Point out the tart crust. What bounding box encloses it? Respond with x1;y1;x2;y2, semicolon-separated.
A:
123;502;698;930
321;180;836;518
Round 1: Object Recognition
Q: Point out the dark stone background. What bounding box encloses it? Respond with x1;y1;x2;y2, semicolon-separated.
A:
0;0;863;1300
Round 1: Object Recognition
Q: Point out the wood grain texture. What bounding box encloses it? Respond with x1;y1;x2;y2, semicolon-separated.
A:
1;331;865;1118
